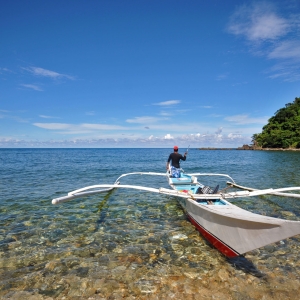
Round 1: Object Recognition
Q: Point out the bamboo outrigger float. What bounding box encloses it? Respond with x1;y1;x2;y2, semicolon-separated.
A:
52;171;300;258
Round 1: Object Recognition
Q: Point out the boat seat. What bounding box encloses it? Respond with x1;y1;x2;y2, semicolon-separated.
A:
196;184;219;194
170;176;194;184
212;184;219;194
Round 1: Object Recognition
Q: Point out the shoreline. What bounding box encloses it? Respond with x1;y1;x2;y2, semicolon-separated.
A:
197;147;300;151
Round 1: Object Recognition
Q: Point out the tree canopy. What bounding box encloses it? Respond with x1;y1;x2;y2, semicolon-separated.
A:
252;97;300;149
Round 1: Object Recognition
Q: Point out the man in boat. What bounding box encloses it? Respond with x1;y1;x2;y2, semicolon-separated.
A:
166;146;187;178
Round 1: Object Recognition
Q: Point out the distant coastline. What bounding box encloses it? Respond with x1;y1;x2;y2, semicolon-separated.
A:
198;148;236;150
198;145;300;151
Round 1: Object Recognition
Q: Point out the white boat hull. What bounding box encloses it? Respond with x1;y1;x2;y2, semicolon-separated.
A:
183;197;300;256
52;171;300;258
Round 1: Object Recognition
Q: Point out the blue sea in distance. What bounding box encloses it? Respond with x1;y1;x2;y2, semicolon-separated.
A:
1;148;300;299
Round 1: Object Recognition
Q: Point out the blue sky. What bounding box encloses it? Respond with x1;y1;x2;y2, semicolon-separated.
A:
1;0;300;148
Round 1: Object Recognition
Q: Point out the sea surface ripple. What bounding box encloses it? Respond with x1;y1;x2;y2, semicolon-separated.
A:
0;148;300;299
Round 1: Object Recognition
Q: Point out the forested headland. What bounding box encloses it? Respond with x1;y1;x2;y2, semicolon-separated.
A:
252;97;300;149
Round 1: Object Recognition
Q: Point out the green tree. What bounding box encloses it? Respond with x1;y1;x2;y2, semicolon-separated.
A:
253;97;300;148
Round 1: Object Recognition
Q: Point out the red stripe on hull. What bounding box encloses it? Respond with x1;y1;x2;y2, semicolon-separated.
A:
187;214;240;258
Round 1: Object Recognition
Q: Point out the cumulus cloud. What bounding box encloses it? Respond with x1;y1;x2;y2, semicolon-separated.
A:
164;134;174;139
0;129;252;148
228;133;242;139
215;127;223;134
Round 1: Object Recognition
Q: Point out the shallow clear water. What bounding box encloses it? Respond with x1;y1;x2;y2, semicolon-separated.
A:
1;148;300;299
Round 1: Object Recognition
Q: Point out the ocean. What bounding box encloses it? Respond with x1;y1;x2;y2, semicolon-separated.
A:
1;148;300;299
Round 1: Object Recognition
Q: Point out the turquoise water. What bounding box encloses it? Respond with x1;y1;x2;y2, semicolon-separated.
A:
1;148;300;299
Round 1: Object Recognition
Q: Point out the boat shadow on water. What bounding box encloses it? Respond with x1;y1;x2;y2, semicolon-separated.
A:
226;255;265;278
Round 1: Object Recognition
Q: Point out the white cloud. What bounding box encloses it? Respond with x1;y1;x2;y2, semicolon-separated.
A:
39;115;59;119
20;84;43;91
126;116;160;124
33;122;128;133
85;111;96;116
228;133;242;139
0;111;29;123
215;127;223;134
268;40;300;60
228;3;290;41
82;123;128;130
267;63;300;82
0;67;13;73
225;114;269;125
227;2;300;81
33;123;72;130
29;117;267;144
0;130;253;148
24;67;75;80
176;109;190;114
164;134;174;139
153;100;180;106
216;73;229;81
209;114;222;118
159;111;172;116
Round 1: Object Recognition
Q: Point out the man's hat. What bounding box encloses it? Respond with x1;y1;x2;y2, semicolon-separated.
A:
174;146;178;150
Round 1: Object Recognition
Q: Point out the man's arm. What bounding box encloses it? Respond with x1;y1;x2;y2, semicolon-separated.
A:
166;154;171;170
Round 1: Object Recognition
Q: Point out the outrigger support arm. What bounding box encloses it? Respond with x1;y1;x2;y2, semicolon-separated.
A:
52;183;300;205
52;186;116;204
114;172;167;184
227;181;300;199
189;173;236;184
52;184;161;205
52;172;168;205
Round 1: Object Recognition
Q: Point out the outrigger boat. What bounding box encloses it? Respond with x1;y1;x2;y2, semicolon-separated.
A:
52;171;300;258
